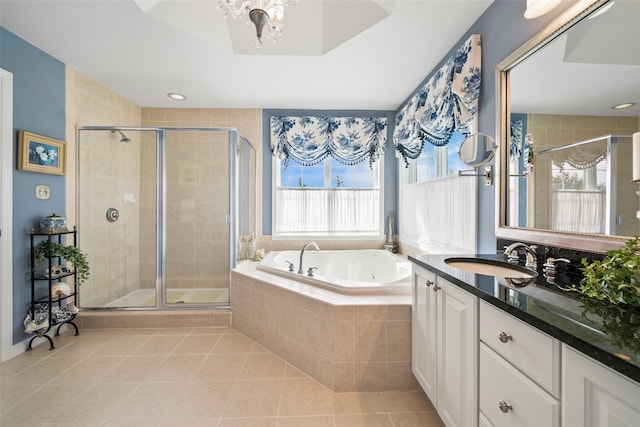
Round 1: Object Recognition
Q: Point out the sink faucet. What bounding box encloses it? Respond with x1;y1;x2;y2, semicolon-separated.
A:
298;241;320;274
504;243;538;269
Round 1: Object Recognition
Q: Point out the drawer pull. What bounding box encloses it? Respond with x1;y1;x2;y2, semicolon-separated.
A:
498;331;512;343
498;400;513;413
433;284;441;292
426;280;434;287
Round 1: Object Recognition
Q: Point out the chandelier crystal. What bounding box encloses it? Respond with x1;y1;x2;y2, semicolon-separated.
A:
218;0;295;48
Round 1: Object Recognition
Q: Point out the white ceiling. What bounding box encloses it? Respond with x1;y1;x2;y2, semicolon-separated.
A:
0;0;494;111
509;0;640;117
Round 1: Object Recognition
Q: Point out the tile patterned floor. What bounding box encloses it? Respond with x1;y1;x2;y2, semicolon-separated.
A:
0;327;444;427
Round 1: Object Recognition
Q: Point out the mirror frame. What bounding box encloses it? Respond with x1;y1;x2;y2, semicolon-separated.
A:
495;0;628;253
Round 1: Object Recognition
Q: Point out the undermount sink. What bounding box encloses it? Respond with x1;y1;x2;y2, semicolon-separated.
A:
445;257;539;279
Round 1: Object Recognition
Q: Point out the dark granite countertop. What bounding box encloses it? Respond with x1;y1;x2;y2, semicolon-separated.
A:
409;253;640;384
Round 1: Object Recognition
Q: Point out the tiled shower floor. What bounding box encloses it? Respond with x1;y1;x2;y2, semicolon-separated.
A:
102;288;230;307
0;327;444;426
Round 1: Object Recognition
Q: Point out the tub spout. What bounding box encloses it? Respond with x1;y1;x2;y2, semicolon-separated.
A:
298;242;320;274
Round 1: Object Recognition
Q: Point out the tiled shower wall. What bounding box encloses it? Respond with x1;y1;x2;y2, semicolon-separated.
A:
66;67;263;305
66;67;143;306
528;113;639;235
165;130;230;290
142;110;262;292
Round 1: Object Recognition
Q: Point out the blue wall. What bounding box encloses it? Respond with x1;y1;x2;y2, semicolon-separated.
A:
511;112;529;227
393;0;574;253
467;0;572;252
262;109;397;237
0;27;66;345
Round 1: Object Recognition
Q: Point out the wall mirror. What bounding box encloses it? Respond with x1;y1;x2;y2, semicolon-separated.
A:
458;133;496;168
496;0;640;252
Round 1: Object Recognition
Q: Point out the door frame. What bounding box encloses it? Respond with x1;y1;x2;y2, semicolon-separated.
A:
1;68;15;361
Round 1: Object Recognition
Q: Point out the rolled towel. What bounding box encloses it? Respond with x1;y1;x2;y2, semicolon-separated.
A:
50;282;71;298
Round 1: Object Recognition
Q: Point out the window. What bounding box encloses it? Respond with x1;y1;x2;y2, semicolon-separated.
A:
402;130;467;184
550;159;607;234
273;157;383;237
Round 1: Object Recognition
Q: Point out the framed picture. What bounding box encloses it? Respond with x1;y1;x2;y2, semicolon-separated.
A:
18;131;66;175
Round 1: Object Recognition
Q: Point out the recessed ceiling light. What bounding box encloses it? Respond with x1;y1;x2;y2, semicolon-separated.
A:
611;102;635;110
167;92;186;101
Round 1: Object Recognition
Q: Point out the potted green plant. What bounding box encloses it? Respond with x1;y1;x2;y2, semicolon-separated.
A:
572;236;640;307
33;241;90;286
570;236;640;355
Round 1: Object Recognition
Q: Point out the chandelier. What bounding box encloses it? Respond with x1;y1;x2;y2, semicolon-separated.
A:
218;0;295;48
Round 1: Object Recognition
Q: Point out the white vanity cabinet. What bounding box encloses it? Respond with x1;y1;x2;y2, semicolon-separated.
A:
478;301;561;427
412;267;438;400
562;344;640;427
412;265;478;427
410;256;640;427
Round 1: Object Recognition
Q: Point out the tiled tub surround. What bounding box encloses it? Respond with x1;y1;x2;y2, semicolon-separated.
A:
231;261;418;392
409;253;640;384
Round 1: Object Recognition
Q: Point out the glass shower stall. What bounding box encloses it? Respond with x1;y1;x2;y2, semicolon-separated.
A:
76;127;256;309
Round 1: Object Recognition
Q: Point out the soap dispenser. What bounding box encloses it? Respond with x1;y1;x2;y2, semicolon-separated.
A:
384;216;398;253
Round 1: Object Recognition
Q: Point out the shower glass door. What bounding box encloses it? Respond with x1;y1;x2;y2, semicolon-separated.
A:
163;130;230;305
78;127;254;309
77;128;158;308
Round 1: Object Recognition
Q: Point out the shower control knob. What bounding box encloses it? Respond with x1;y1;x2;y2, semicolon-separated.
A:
106;208;120;223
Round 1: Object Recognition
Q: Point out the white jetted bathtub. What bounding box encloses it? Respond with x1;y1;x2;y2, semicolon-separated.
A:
257;249;411;295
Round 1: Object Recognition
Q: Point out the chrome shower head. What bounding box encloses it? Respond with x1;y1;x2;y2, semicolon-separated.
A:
111;129;131;144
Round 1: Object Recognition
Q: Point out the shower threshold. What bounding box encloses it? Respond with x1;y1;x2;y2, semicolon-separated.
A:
101;288;229;307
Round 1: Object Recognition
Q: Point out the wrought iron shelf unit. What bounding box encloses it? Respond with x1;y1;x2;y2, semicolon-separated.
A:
27;227;80;350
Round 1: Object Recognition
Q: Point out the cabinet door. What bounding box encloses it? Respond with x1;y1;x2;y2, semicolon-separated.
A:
438;278;478;427
412;267;438;404
563;345;640;427
479;411;494;427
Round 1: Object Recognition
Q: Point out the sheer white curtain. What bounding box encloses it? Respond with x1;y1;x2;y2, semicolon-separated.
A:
275;188;380;235
552;190;605;233
400;176;477;253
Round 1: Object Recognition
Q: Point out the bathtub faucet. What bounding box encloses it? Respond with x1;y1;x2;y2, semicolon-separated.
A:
298;242;320;274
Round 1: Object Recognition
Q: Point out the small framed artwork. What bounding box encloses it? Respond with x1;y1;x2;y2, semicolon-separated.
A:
18;131;66;175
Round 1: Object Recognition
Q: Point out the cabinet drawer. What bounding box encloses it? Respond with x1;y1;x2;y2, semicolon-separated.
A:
480;343;560;427
479;301;560;395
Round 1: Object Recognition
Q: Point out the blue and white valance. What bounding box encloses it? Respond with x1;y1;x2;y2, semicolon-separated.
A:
394;34;482;166
270;116;387;168
510;119;523;161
